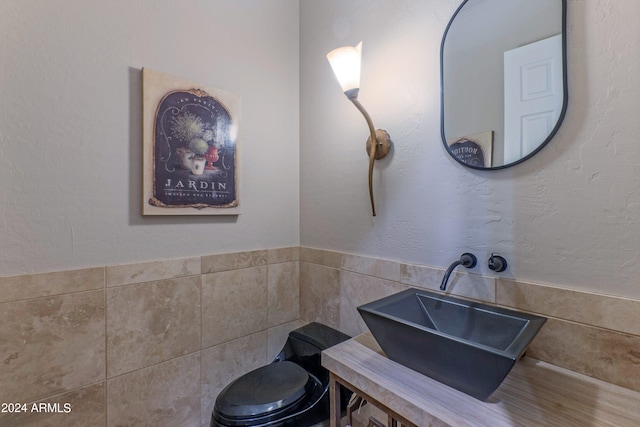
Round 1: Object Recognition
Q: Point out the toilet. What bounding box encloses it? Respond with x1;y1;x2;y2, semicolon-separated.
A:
211;322;351;427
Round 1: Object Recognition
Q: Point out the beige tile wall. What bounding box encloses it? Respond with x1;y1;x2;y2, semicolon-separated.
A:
299;247;640;394
2;245;638;426
0;247;300;427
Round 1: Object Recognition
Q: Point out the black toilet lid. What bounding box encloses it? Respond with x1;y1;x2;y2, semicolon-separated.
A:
216;361;310;418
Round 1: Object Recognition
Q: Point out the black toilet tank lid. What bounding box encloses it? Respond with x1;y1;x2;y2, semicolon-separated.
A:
290;322;351;351
215;361;310;418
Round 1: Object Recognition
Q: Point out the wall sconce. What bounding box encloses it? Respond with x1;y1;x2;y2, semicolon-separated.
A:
327;42;391;217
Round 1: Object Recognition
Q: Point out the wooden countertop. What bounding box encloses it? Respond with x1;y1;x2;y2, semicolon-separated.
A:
322;333;640;427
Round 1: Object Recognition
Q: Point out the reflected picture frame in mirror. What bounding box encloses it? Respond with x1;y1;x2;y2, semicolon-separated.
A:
440;0;568;170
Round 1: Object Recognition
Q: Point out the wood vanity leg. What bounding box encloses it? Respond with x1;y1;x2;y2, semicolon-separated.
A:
329;373;341;427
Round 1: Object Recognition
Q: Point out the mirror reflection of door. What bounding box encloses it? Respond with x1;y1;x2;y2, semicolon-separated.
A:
503;35;563;164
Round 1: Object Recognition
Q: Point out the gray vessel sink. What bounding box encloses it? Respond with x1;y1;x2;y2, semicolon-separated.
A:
357;288;546;400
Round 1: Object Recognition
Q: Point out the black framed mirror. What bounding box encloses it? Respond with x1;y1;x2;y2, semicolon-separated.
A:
441;0;567;170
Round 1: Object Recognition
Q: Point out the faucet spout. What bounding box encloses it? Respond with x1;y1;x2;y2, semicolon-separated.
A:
440;253;477;291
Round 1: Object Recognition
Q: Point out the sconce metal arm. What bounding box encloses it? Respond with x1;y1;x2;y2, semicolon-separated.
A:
350;98;379;216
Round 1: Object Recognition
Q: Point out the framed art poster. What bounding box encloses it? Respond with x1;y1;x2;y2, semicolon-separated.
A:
142;68;241;215
447;131;493;168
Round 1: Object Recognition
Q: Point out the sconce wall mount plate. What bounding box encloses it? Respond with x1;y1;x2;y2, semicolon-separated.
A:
366;129;391;160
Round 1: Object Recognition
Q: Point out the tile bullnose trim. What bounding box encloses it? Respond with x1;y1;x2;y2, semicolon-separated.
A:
341;253;401;282
299;247;343;268
201;249;268;274
267;247;300;264
106;257;201;288
0;267;105;303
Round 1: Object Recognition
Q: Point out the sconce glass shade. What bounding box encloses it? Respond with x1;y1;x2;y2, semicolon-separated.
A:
327;42;362;95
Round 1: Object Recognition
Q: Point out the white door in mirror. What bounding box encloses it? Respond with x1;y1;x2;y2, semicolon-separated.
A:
504;34;563;164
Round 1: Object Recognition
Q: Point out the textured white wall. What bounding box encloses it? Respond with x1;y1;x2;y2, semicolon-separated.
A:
3;1;639;300
300;0;640;299
0;0;300;274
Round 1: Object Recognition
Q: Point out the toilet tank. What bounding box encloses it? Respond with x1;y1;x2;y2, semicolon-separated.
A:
276;323;350;384
288;322;350;357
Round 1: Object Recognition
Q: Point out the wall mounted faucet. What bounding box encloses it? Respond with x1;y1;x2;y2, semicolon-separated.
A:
440;253;477;291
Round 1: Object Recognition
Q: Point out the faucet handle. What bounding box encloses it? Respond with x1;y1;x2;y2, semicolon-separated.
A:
488;253;507;272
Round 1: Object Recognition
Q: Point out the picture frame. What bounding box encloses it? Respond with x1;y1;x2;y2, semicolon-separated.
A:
142;68;241;215
447;130;494;168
